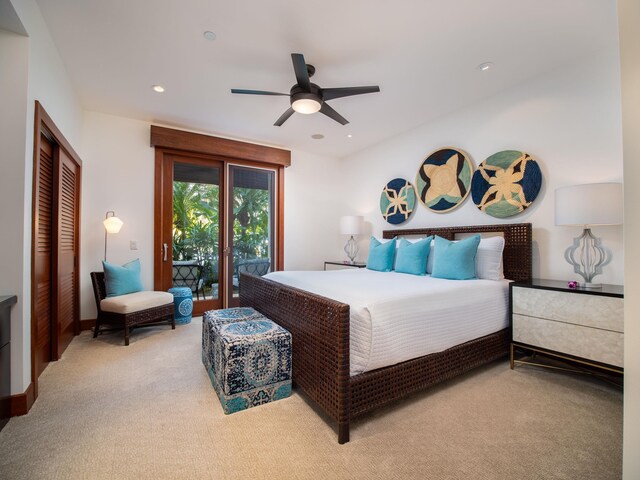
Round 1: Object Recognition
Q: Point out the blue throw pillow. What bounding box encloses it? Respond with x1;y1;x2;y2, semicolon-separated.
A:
395;237;432;276
102;258;144;297
366;237;396;272
431;235;481;280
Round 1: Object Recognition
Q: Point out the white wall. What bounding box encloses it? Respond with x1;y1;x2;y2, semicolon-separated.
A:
0;26;29;395
0;30;28;288
284;150;344;271
1;0;84;394
619;0;640;477
79;111;343;320
79;113;156;320
340;51;624;285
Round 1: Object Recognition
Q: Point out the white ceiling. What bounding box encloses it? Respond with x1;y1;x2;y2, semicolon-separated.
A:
35;0;617;158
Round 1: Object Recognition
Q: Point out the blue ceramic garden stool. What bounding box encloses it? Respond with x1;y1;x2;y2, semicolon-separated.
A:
168;287;193;324
202;308;292;414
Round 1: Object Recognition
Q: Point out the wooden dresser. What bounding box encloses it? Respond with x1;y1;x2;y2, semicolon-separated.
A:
0;295;16;431
510;279;623;373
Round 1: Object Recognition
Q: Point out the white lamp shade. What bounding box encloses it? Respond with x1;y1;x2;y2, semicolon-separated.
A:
555;183;623;226
103;216;124;233
291;98;321;114
339;215;364;235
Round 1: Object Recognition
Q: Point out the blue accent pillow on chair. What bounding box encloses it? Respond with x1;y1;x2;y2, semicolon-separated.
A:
395;237;432;275
102;258;144;297
431;235;481;280
366;237;396;272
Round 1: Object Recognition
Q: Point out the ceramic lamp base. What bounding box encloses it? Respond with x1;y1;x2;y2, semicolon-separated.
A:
344;235;358;263
564;227;611;287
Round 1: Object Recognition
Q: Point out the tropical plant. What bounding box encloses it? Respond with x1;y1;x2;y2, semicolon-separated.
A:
172;181;271;288
232;187;270;260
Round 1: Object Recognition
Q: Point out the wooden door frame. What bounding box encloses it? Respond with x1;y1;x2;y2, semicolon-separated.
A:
31;101;82;400
151;126;289;309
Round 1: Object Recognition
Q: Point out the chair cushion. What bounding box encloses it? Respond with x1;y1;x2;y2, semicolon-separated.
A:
100;291;173;314
102;259;144;297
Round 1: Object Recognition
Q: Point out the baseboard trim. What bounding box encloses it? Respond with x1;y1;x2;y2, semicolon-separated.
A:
10;382;35;417
80;319;96;331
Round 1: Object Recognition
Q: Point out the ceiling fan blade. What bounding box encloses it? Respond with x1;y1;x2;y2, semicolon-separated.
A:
321;86;380;101
274;107;295;127
291;53;311;91
320;103;349;125
231;89;289;96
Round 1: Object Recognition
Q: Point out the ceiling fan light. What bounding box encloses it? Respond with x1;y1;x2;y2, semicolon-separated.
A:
292;98;321;114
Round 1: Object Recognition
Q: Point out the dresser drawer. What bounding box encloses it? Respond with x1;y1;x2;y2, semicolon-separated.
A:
0;321;9;350
512;288;623;333
513;314;623;367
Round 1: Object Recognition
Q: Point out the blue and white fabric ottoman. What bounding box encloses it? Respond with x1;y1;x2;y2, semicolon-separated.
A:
202;307;265;354
202;308;292;414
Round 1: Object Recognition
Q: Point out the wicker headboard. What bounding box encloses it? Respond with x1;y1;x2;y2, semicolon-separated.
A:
382;223;532;283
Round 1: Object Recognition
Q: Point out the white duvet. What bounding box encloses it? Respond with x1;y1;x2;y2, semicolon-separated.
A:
265;269;510;376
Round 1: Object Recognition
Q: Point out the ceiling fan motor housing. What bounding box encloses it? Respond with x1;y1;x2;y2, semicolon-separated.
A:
290;84;323;113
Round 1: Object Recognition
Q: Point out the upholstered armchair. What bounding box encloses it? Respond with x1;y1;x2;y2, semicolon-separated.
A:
91;272;175;345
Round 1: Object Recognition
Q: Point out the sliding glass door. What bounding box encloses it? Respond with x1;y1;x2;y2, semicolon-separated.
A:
158;154;224;315
227;166;276;307
156;153;278;312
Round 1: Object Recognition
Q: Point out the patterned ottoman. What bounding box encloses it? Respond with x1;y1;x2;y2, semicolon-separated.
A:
202;308;292;414
202;307;265;354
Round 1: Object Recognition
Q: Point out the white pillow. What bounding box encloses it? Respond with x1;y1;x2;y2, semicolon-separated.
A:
426;235;504;280
426;238;436;274
475;236;505;280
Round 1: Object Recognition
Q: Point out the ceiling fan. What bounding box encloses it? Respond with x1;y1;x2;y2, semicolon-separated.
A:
231;53;380;126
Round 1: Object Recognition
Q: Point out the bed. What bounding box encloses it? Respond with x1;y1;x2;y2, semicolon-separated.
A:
239;223;532;443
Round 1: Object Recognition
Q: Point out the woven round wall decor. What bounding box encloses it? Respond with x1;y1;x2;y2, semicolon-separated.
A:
470;150;542;218
415;147;473;213
380;178;416;224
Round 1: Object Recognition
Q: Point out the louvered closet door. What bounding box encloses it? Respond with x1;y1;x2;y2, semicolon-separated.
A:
55;149;79;358
33;134;54;377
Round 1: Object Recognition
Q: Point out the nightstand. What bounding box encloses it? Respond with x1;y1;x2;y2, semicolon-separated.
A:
324;261;366;271
510;279;624;374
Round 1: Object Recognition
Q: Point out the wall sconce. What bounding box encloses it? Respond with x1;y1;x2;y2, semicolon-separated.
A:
555;183;623;288
103;211;124;262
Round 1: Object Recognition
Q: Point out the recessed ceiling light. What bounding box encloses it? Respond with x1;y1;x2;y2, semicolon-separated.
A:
152;84;165;93
346;134;353;138
203;31;216;41
311;134;324;140
477;62;494;72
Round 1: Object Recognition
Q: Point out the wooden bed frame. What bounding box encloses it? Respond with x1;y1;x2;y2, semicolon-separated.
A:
239;223;532;443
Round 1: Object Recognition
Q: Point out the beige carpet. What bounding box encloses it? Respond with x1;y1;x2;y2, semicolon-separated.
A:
0;318;622;480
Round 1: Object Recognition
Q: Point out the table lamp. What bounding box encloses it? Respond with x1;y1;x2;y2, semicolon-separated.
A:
339;215;364;264
555;183;623;288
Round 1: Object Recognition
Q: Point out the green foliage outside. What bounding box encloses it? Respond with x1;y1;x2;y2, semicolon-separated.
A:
172;181;270;286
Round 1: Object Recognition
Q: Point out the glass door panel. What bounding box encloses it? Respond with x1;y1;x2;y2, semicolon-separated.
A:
170;160;223;313
227;166;276;306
